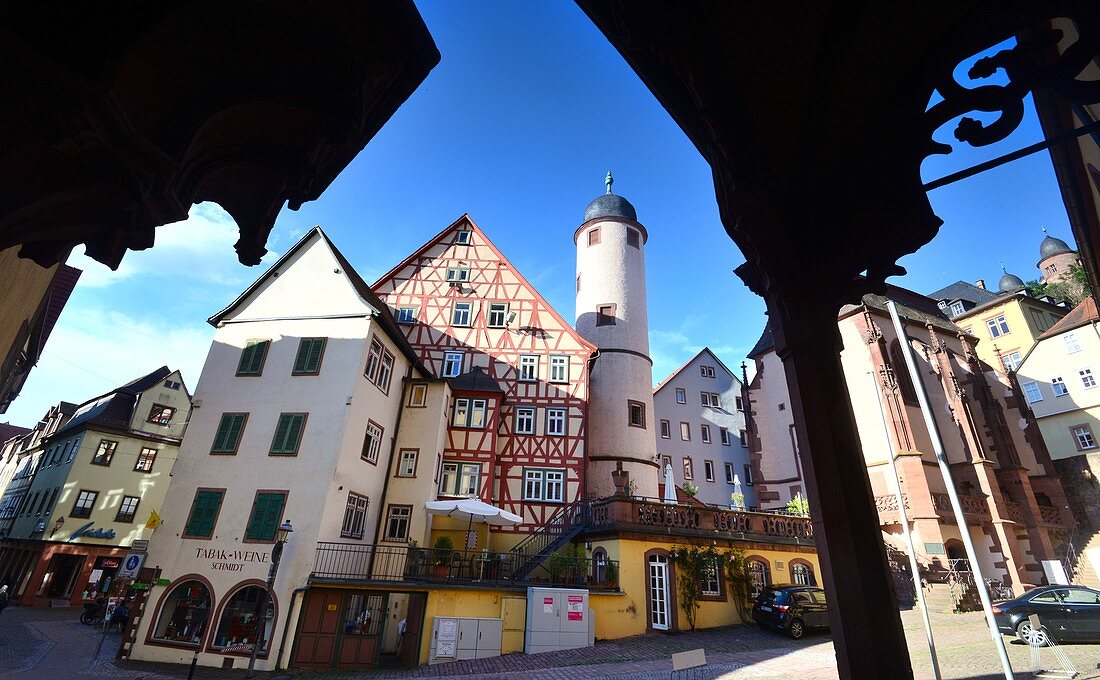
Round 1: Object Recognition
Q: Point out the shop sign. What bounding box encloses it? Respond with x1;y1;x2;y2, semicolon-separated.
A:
194;547;271;572
69;522;117;541
636;504;701;529
155;578;171;586
131;582;149;590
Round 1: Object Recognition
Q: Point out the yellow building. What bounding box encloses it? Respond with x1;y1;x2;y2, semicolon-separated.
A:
929;276;1069;374
1016;297;1100;588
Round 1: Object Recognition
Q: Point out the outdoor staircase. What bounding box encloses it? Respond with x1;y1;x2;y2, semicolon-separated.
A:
1068;532;1100;590
509;498;591;580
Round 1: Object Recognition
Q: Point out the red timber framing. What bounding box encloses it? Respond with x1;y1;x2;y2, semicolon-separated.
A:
372;215;598;534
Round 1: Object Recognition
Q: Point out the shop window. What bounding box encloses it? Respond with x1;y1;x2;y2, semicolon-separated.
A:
152;580;212;646
212;585;274;654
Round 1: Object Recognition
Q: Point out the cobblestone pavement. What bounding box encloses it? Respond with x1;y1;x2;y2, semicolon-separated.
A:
0;604;1097;679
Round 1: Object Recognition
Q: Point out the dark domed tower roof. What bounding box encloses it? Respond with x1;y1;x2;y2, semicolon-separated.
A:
583;171;637;222
1039;233;1073;260
998;269;1025;293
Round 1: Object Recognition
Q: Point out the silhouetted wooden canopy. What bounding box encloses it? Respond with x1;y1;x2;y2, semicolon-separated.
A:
575;1;1100;304
0;0;439;270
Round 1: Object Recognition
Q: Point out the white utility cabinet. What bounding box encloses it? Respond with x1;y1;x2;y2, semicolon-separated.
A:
524;587;592;654
429;616;503;664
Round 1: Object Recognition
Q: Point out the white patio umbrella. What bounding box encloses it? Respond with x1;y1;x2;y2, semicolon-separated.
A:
425;499;523;550
663;463;677;504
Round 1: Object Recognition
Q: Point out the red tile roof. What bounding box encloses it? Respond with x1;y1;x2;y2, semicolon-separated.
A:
1039;297;1099;340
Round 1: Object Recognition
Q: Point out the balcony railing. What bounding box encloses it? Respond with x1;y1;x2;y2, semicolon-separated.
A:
587;496;814;544
311;542;620;591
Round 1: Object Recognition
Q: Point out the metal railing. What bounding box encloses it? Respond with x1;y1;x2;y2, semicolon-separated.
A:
312;542;619;591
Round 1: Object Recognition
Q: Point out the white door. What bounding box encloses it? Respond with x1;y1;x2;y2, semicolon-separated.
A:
648;555;670;630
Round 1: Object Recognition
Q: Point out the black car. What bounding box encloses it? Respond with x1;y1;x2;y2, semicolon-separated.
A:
752;585;829;639
992;585;1100;645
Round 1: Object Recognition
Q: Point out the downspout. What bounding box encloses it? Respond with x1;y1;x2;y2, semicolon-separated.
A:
583;350;600;501
366;367;414;576
275;585;309;670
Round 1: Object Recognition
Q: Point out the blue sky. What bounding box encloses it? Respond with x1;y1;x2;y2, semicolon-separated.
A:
4;2;1079;426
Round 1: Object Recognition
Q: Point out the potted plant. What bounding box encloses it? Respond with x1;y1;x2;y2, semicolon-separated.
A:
432;536;454;578
730;491;745;509
683;481;699;498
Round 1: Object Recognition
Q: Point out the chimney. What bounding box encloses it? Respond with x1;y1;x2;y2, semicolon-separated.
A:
975;279;986;290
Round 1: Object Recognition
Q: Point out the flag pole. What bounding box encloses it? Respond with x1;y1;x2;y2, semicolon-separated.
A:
886;300;1013;679
867;370;941;679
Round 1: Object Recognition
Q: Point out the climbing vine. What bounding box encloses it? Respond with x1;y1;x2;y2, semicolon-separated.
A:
667;546;722;631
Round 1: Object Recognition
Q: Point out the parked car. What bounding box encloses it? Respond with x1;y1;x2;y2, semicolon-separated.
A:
992;585;1100;645
752;585;830;639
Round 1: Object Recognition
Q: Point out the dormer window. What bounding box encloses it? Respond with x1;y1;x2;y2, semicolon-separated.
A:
949;301;965;317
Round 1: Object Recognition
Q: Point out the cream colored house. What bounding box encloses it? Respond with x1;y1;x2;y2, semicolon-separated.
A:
1015;297;1100;586
748;286;1071;594
0;367;189;605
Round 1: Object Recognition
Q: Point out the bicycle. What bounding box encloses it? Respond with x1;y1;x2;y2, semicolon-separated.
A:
985;578;1013;601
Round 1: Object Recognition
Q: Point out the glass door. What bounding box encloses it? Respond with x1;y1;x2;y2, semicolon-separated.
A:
648;554;669;630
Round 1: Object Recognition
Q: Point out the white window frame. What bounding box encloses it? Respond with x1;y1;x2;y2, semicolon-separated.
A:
397;449;418;477
680;422;690;441
1065;333;1082;354
1073;426;1097;450
704;460;715;482
523;468;565;503
363;421;383;464
720;427;731;446
949;301;966;317
683;457;694;480
451;301;472;327
701;424;711;443
546;408;567;436
519;354;539;382
1081;368;1097;390
1022;381;1044;403
1001;351;1022;373
396;306;416;324
987;315;1010;338
514;406;536;435
660;419;671;439
487;302;508;328
675;388;686;404
701;558;720;596
700;365;715;378
740;429;748;447
409;383;428;407
549;355;569;383
442;351;464;378
454;230;472;244
1052;377;1068;397
724;462;735;484
743;464;754;485
384;505;412;542
341;493;369;540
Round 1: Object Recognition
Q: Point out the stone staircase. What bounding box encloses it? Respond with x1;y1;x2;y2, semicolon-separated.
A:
1069;533;1100;589
922;580;983;613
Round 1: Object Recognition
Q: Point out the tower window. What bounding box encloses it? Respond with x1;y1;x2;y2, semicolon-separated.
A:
596;304;616;326
588;228;601;246
628;400;646;428
627;229;639;248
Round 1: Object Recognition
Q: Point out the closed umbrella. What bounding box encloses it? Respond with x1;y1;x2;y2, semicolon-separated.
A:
663;463;677;504
732;474;744;508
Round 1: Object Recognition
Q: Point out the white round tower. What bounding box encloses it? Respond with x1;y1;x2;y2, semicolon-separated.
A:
575;172;659;499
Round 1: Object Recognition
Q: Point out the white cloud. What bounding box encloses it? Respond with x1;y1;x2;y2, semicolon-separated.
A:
4;305;214;425
649;328;750;386
68;203;280;289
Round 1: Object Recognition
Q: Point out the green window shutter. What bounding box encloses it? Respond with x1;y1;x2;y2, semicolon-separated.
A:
270;414;304;454
293;338;325;374
237;340;269;375
212;414;246;453
184;490;224;537
246;492;286;541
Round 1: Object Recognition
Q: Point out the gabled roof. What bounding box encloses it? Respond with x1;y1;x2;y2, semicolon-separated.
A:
55;366;173;436
1038;296;1099;340
371;214;598;354
747;326;775;360
207;226;426;372
654;347;744;393
0;423;30;446
927;280;999;307
449;366;505;393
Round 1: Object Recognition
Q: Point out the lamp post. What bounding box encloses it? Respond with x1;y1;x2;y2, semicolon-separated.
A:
246;519;292;677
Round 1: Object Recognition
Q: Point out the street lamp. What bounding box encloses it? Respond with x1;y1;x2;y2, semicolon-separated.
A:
246;519;292;677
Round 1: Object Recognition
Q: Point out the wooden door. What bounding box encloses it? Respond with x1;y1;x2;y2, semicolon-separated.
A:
293;590;342;668
336;592;382;668
398;593;427;668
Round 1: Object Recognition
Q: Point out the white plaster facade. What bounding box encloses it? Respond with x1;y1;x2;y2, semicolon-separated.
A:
575;206;658;499
652;348;755;507
130;229;428;671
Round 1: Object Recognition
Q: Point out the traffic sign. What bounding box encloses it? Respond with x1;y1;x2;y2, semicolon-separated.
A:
131;540;149;552
117;552;147;580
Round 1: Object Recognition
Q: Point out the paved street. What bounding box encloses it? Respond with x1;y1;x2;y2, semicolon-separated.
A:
0;604;1097;679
